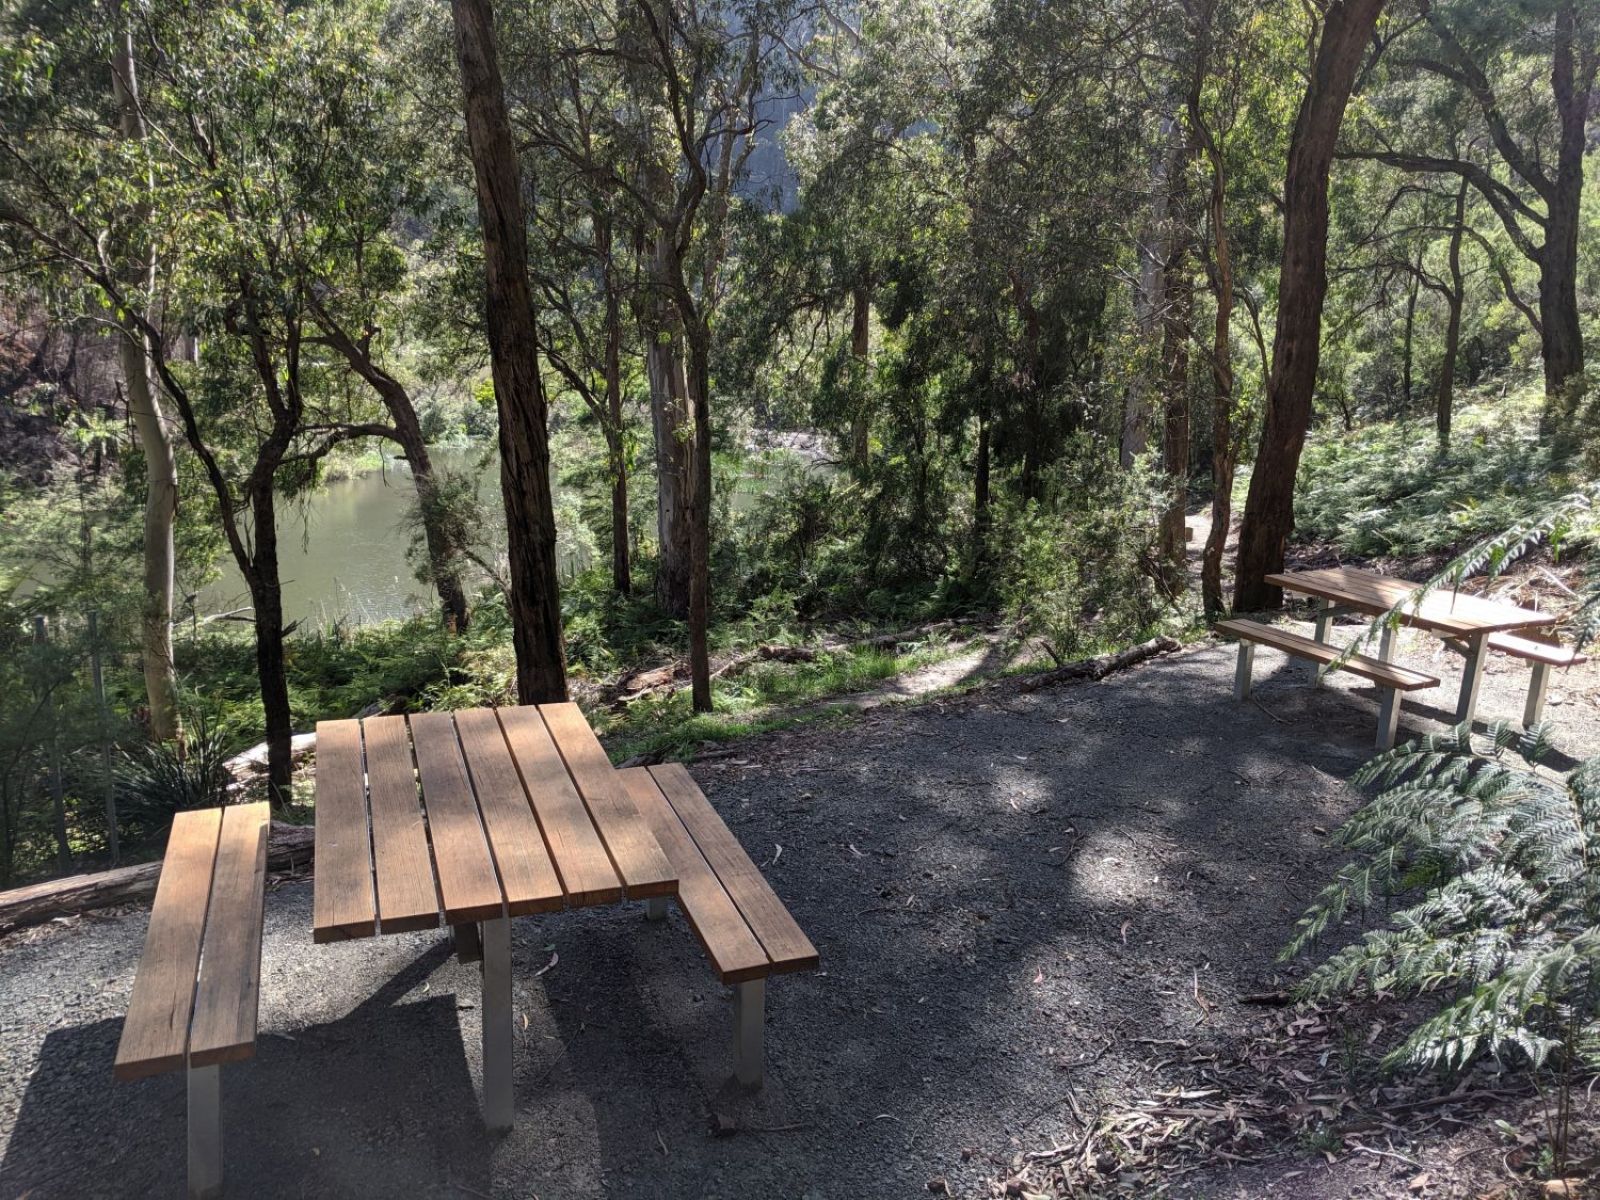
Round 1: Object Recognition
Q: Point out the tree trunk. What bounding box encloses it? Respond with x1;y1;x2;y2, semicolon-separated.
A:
1401;254;1418;408
112;23;182;744
246;491;294;804
451;0;568;704
600;216;630;595
850;282;871;470
974;406;991;540
1122;118;1182;468
1436;180;1466;451
390;405;470;631
1234;0;1385;611
1200;168;1236;618
683;315;714;714
1158;243;1193;580
646;289;693;617
1538;0;1589;432
307;313;471;630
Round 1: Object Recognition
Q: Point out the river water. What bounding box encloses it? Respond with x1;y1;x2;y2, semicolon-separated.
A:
194;442;823;630
195;445;521;630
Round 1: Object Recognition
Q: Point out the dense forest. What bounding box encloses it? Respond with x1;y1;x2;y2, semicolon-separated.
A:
0;0;1595;885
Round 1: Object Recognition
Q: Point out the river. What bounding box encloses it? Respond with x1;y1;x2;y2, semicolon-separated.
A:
195;441;823;630
197;445;530;630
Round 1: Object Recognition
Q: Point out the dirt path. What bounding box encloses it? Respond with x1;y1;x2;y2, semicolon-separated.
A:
2;634;1595;1199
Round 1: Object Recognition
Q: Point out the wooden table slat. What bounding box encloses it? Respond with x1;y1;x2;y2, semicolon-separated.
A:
540;703;676;899
312;720;376;942
454;709;565;916
1266;567;1556;637
497;707;622;906
189;803;270;1068
363;715;441;933
409;712;505;923
114;807;223;1081
649;764;817;973
618;769;770;983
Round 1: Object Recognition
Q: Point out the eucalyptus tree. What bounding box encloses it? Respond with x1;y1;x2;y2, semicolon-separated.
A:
1348;0;1596;430
451;0;570;704
1233;0;1387;612
502;2;642;598
110;15;182;743
0;0;183;742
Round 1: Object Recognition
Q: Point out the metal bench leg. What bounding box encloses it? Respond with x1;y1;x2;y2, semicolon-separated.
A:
644;897;669;922
1233;643;1255;702
734;978;766;1089
1376;688;1402;751
1456;635;1489;728
481;916;514;1133
187;1062;222;1200
1524;661;1551;728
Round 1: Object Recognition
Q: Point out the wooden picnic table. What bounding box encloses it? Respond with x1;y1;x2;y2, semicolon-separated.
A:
311;701;678;1131
1267;565;1556;727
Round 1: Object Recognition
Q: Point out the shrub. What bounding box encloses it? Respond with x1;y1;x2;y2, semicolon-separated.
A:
1284;725;1600;1165
992;454;1171;662
115;714;236;834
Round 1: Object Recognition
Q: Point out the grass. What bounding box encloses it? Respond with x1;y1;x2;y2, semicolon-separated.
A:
592;638;959;761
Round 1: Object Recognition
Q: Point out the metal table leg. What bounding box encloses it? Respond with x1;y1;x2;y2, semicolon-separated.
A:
1524;661;1551;728
1373;622;1401;750
1312;598;1334;685
481;916;514;1132
1233;643;1255;702
187;1062;222;1200
1456;635;1489;728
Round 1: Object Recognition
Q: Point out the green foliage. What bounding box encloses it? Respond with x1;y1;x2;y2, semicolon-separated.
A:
115;715;235;834
993;451;1175;663
1294;389;1571;559
1285;725;1600;1081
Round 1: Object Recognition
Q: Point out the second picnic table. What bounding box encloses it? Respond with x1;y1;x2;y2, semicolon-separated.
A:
311;701;678;1131
1266;565;1557;727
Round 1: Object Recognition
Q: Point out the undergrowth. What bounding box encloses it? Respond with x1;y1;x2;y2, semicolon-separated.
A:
1294;386;1575;560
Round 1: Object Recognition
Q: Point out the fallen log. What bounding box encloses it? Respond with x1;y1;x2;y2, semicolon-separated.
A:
0;820;315;934
1016;636;1183;693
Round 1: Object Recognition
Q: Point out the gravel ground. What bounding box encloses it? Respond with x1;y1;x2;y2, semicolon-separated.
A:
2;626;1597;1200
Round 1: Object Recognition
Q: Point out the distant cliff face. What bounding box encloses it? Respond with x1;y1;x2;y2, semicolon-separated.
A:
737;86;809;214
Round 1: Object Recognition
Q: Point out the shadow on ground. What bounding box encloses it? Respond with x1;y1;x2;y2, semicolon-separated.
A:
2;640;1592;1199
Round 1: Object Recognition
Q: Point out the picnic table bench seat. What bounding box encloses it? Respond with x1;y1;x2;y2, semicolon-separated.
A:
619;763;818;1087
115;802;270;1200
1216;618;1439;750
1445;630;1589;727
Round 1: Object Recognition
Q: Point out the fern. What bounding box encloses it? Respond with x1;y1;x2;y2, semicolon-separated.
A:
1284;727;1600;1079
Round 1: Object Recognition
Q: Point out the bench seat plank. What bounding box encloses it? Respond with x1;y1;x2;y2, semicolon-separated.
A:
1487;631;1587;667
114;807;224;1081
541;703;676;900
454;709;565;916
312;720;376;942
1215;619;1438;691
189;802;270;1069
364;715;441;933
410;713;505;924
618;768;770;984
649;764;818;975
498;707;622;906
